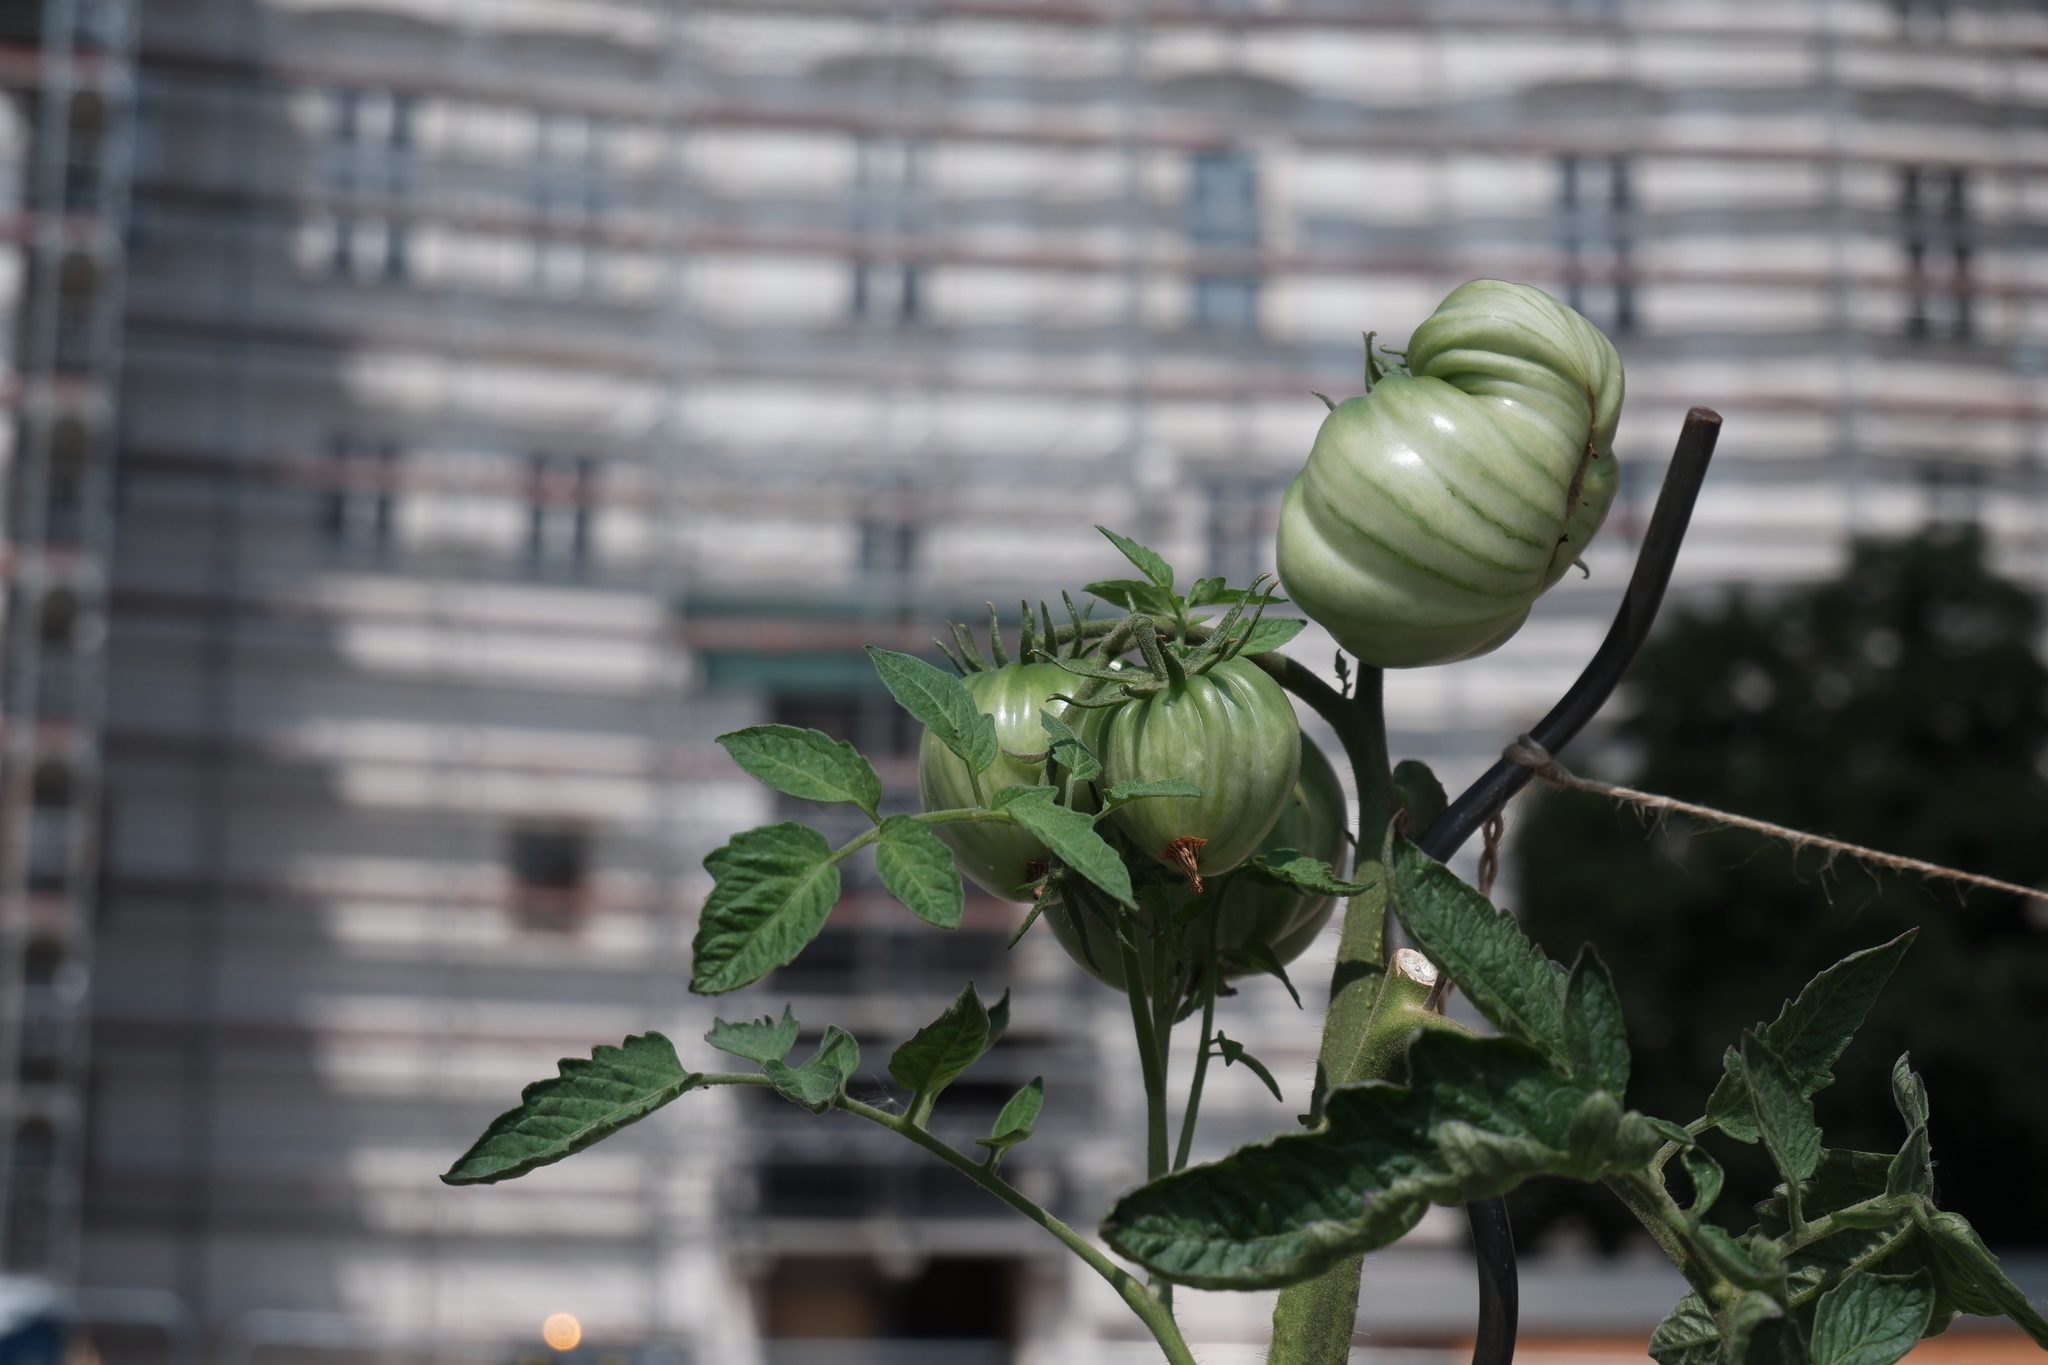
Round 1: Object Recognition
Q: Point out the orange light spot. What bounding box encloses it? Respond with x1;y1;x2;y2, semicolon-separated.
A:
541;1314;582;1352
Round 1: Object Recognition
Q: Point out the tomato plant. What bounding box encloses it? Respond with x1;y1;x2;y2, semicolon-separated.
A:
439;284;2048;1365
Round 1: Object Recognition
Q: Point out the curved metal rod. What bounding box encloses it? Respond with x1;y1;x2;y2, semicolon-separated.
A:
1415;406;1720;1365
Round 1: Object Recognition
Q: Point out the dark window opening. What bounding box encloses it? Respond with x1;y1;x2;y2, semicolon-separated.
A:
1902;165;1973;342
527;455;596;573
508;825;591;933
25;766;71;894
1557;153;1636;336
1187;149;1261;333
5;1119;56;1271
44;417;88;547
35;591;78;721
771;691;919;760
1205;478;1285;587
763;1256;1018;1351
320;437;398;555
770;927;1009;995
848;138;927;325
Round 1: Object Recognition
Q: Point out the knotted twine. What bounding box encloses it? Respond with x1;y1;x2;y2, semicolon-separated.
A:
1500;734;2048;907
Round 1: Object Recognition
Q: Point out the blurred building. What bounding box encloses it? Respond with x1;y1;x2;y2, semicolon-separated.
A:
0;0;2044;1363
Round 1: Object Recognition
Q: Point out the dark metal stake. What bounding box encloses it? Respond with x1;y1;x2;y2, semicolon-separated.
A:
1419;407;1722;1365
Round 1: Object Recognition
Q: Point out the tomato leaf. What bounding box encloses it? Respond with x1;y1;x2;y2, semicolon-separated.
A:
866;646;998;775
1231;617;1308;655
1039;709;1102;782
1248;849;1373;897
1911;1206;2048;1345
1213;1032;1282;1102
1084;578;1176;616
1096;525;1176;589
716;725;881;821
1811;1273;1935;1365
763;1025;860;1114
1392;758;1448;837
1648;1293;1719;1365
1704;931;1915;1141
1099;1028;1663;1289
873;814;964;928
705;1004;800;1065
993;785;1135;908
1740;1033;1822;1184
1386;835;1569;1065
1187;576;1228;605
889;983;1002;1111
976;1076;1044;1165
1682;1144;1725;1217
1563;946;1630;1095
1219;941;1301;1007
442;1033;699;1185
691;822;841;994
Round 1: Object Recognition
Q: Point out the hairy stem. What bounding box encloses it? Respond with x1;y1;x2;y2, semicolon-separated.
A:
1175;925;1221;1172
1604;1170;1740;1311
1121;934;1170;1182
1266;662;1395;1365
837;1095;1198;1365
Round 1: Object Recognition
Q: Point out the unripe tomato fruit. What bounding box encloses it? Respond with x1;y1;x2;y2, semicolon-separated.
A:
917;661;1078;902
1100;656;1300;884
1050;734;1346;989
1276;279;1624;669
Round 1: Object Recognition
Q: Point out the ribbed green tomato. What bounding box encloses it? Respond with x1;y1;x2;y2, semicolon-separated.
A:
917;661;1077;902
1276;279;1624;669
1049;734;1346;989
1099;656;1299;883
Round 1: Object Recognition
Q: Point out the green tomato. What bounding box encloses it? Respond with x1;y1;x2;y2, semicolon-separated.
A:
1049;734;1346;990
917;660;1077;902
1276;279;1624;668
1099;656;1300;884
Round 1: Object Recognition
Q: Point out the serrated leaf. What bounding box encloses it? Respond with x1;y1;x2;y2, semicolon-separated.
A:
1231;617;1308;655
1706;932;1915;1141
1564;946;1630;1095
1392;759;1448;837
1741;1034;1822;1185
1105;777;1203;803
874;814;964;928
763;1025;860;1114
442;1033;698;1185
1040;709;1102;782
1084;578;1177;616
1724;1290;1786;1365
1096;525;1175;589
1913;1206;2048;1346
1188;576;1227;605
889;983;994;1107
866;646;998;775
705;1005;800;1065
1248;849;1374;898
691;823;841;995
976;1076;1044;1162
1682;1144;1725;1217
1889;1052;1929;1133
1649;1293;1718;1365
1219;941;1302;1008
1099;1029;1663;1289
1214;1033;1282;1102
716;725;881;821
1812;1272;1935;1365
993;785;1135;908
1386;835;1569;1064
1887;1127;1931;1200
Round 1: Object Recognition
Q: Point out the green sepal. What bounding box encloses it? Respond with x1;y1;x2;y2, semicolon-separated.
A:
1099;1028;1663;1290
866;646;999;775
715;725;882;822
691;822;841;995
442;1033;699;1185
763;1025;860;1114
874;813;965;928
1705;932;1916;1141
705;1004;800;1065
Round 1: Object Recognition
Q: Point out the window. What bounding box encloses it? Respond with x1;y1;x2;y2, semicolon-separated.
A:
508;825;590;933
1901;166;1973;342
1187;150;1261;333
848;137;927;324
1894;0;1950;40
525;455;596;572
4;1118;56;1271
35;591;77;721
1205;479;1285;588
1557;154;1636;335
319;436;398;555
856;481;917;578
25;765;70;894
322;87;414;283
44;417;88;547
529;110;612;296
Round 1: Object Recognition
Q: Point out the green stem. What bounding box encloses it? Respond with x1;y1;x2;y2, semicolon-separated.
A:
1174;951;1218;1172
836;1095;1198;1365
1264;662;1395;1365
1604;1170;1740;1310
1120;933;1170;1182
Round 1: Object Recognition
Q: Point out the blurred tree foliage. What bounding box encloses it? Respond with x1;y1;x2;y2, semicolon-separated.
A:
1509;525;2048;1252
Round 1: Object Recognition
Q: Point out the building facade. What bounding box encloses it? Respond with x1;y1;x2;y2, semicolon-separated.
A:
2;0;2045;1361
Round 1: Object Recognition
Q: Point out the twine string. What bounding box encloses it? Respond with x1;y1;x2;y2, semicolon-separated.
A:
1502;734;2048;907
